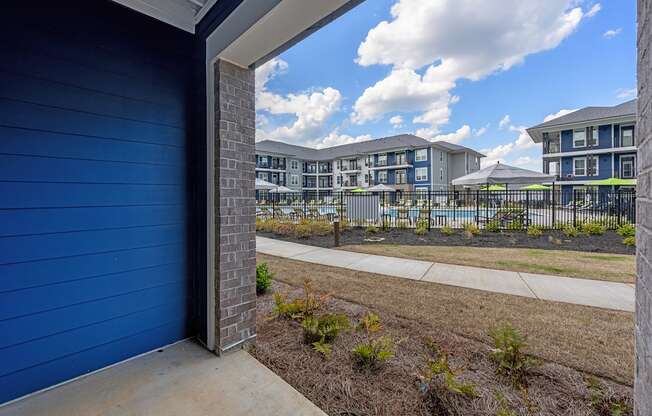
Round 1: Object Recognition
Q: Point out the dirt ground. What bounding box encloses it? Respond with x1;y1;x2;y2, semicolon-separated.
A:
252;279;633;416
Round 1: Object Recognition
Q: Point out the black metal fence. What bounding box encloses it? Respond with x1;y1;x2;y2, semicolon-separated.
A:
256;189;636;230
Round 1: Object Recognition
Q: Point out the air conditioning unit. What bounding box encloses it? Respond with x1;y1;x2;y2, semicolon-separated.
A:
566;174;573;180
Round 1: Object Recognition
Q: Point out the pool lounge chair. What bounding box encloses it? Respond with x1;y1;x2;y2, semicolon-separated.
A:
478;208;529;227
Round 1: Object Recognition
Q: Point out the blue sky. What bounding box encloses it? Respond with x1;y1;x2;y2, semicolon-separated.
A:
255;0;636;170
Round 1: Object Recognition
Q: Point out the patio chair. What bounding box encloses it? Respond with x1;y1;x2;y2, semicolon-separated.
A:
397;207;411;226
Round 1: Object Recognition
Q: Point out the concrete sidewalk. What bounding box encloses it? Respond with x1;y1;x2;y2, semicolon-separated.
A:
256;237;634;312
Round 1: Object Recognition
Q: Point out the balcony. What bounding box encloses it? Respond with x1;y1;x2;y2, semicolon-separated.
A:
369;161;412;170
543;142;560;154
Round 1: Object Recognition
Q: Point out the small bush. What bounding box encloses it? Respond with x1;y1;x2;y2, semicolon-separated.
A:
485;220;501;233
274;221;295;236
273;280;328;320
352;336;394;369
357;312;382;334
463;222;480;235
623;236;635;247
616;223;635;238
488;322;538;386
256;263;273;295
302;314;350;356
562;225;579;238
294;223;312;238
415;219;429;235
366;225;379;234
425;352;478;397
526;225;543;238
495;392;517;416
581;222;606;236
440;225;454;235
586;376;631;416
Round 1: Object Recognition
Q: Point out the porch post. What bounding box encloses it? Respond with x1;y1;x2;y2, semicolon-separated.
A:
213;59;257;353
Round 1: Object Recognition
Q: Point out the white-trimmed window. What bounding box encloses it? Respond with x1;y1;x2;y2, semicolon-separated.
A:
395;169;407;184
290;175;299;186
290;160;299;170
415;167;428;181
573;129;586;148
587;156;599;176
415;148;428;162
573;157;586;176
588;126;598;147
621;126;634;147
621;156;636;178
378;171;388;183
377;154;387;166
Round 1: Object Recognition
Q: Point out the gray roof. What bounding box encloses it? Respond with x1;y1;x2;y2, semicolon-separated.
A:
256;134;485;160
526;99;637;143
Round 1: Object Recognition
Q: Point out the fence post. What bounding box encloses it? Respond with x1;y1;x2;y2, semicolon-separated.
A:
427;190;432;230
572;190;577;227
334;220;340;247
525;190;530;227
340;191;344;225
551;184;556;228
272;196;276;219
381;191;385;229
617;190;622;227
475;189;480;226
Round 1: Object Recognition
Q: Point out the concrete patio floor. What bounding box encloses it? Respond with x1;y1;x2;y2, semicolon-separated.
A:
0;340;326;416
256;236;635;312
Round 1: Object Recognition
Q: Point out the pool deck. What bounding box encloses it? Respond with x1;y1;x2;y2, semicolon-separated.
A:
256;236;634;312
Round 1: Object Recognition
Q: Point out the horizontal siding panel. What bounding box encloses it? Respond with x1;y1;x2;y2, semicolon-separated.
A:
0;243;186;293
0;321;188;404
0;282;188;349
0;182;184;208
0;155;185;184
0;127;185;165
0;224;186;265
0;71;185;128
0;262;187;321
0;206;186;237
0;305;188;377
0;99;185;147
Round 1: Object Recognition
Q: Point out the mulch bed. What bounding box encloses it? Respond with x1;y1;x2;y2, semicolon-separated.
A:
257;228;634;255
250;281;633;416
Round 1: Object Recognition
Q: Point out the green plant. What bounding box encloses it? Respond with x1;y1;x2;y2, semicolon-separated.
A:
357;312;382;334
415;219;428;235
562;225;579;237
366;225;379;234
425;352;478;397
311;339;332;357
494;392;517;416
586;376;631;416
506;219;524;231
273;280;328;320
581;222;606;235
623;236;635;247
440;225;454;235
302;314;350;356
485;220;501;233
463;222;480;235
352;337;394;369
526;225;543;238
616;223;635;238
256;263;273;295
488;322;538;385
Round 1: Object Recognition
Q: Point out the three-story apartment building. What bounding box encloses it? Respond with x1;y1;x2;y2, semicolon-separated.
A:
255;134;484;195
526;99;637;192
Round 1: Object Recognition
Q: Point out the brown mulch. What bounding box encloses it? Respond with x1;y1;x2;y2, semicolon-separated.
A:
251;280;633;416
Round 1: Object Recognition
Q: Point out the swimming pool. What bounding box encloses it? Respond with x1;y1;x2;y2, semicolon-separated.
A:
383;208;494;219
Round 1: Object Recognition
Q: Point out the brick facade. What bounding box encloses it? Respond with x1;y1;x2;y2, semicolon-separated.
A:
636;0;652;413
214;59;257;352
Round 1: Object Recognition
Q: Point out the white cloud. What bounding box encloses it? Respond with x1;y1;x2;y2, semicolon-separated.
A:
499;115;511;129
423;125;472;144
313;131;372;149
473;125;489;137
543;108;578;122
603;28;622;39
585;3;601;18
617;88;637;99
510;125;538;150
512;156;541;171
255;58;342;145
481;142;514;166
389;115;404;128
352;0;591;133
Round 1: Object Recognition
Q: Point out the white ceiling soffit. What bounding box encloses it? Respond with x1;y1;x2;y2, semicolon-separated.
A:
208;0;358;67
111;0;216;33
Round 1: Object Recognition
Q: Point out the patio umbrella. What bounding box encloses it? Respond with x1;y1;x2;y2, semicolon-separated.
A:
351;188;367;193
269;185;300;193
451;162;556;186
367;184;396;192
522;184;551;190
480;184;506;191
591;177;636;186
255;177;277;190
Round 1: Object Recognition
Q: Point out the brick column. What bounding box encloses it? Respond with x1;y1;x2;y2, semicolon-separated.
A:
636;0;652;413
214;59;257;352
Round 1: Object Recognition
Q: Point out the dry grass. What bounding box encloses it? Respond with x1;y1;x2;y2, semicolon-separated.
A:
339;244;635;283
257;253;634;385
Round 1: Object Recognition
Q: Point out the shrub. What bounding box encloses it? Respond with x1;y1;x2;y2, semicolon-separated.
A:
488;322;538;385
294;223;312;239
366;225;379;234
302;314;350;356
273;280;328;320
526;225;543;238
495;392;517;416
562;225;579;237
506;219;524;231
357;312;382;334
415;219;429;235
274;221;295;236
352;336;394;369
623;236;635;247
485;220;501;233
581;222;606;236
616;223;635;238
424;352;478;397
463;222;480;235
440;225;454;235
256;263;273;295
586;376;631;416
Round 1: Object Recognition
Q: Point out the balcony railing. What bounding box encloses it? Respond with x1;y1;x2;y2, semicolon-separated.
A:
543;143;560;154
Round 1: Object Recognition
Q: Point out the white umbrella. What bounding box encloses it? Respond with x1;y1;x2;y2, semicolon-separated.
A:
367;184;396;192
255;177;277;190
269;185;300;193
451;163;555;186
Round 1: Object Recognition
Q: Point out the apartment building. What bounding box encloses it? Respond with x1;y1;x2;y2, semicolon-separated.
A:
255;134;484;194
526;100;637;192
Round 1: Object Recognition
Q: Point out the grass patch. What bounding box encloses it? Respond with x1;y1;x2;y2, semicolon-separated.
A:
494;260;567;275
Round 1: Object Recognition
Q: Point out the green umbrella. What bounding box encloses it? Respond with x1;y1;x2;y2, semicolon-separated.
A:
591;177;635;186
351;188;367;193
522;184;550;190
480;184;506;191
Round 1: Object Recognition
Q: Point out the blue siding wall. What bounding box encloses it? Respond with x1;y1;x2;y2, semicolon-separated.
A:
0;0;195;403
560;154;613;180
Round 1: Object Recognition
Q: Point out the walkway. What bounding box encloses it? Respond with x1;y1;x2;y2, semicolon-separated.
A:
0;340;326;416
256;237;634;312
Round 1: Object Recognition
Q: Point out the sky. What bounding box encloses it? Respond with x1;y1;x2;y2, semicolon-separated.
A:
255;0;636;171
